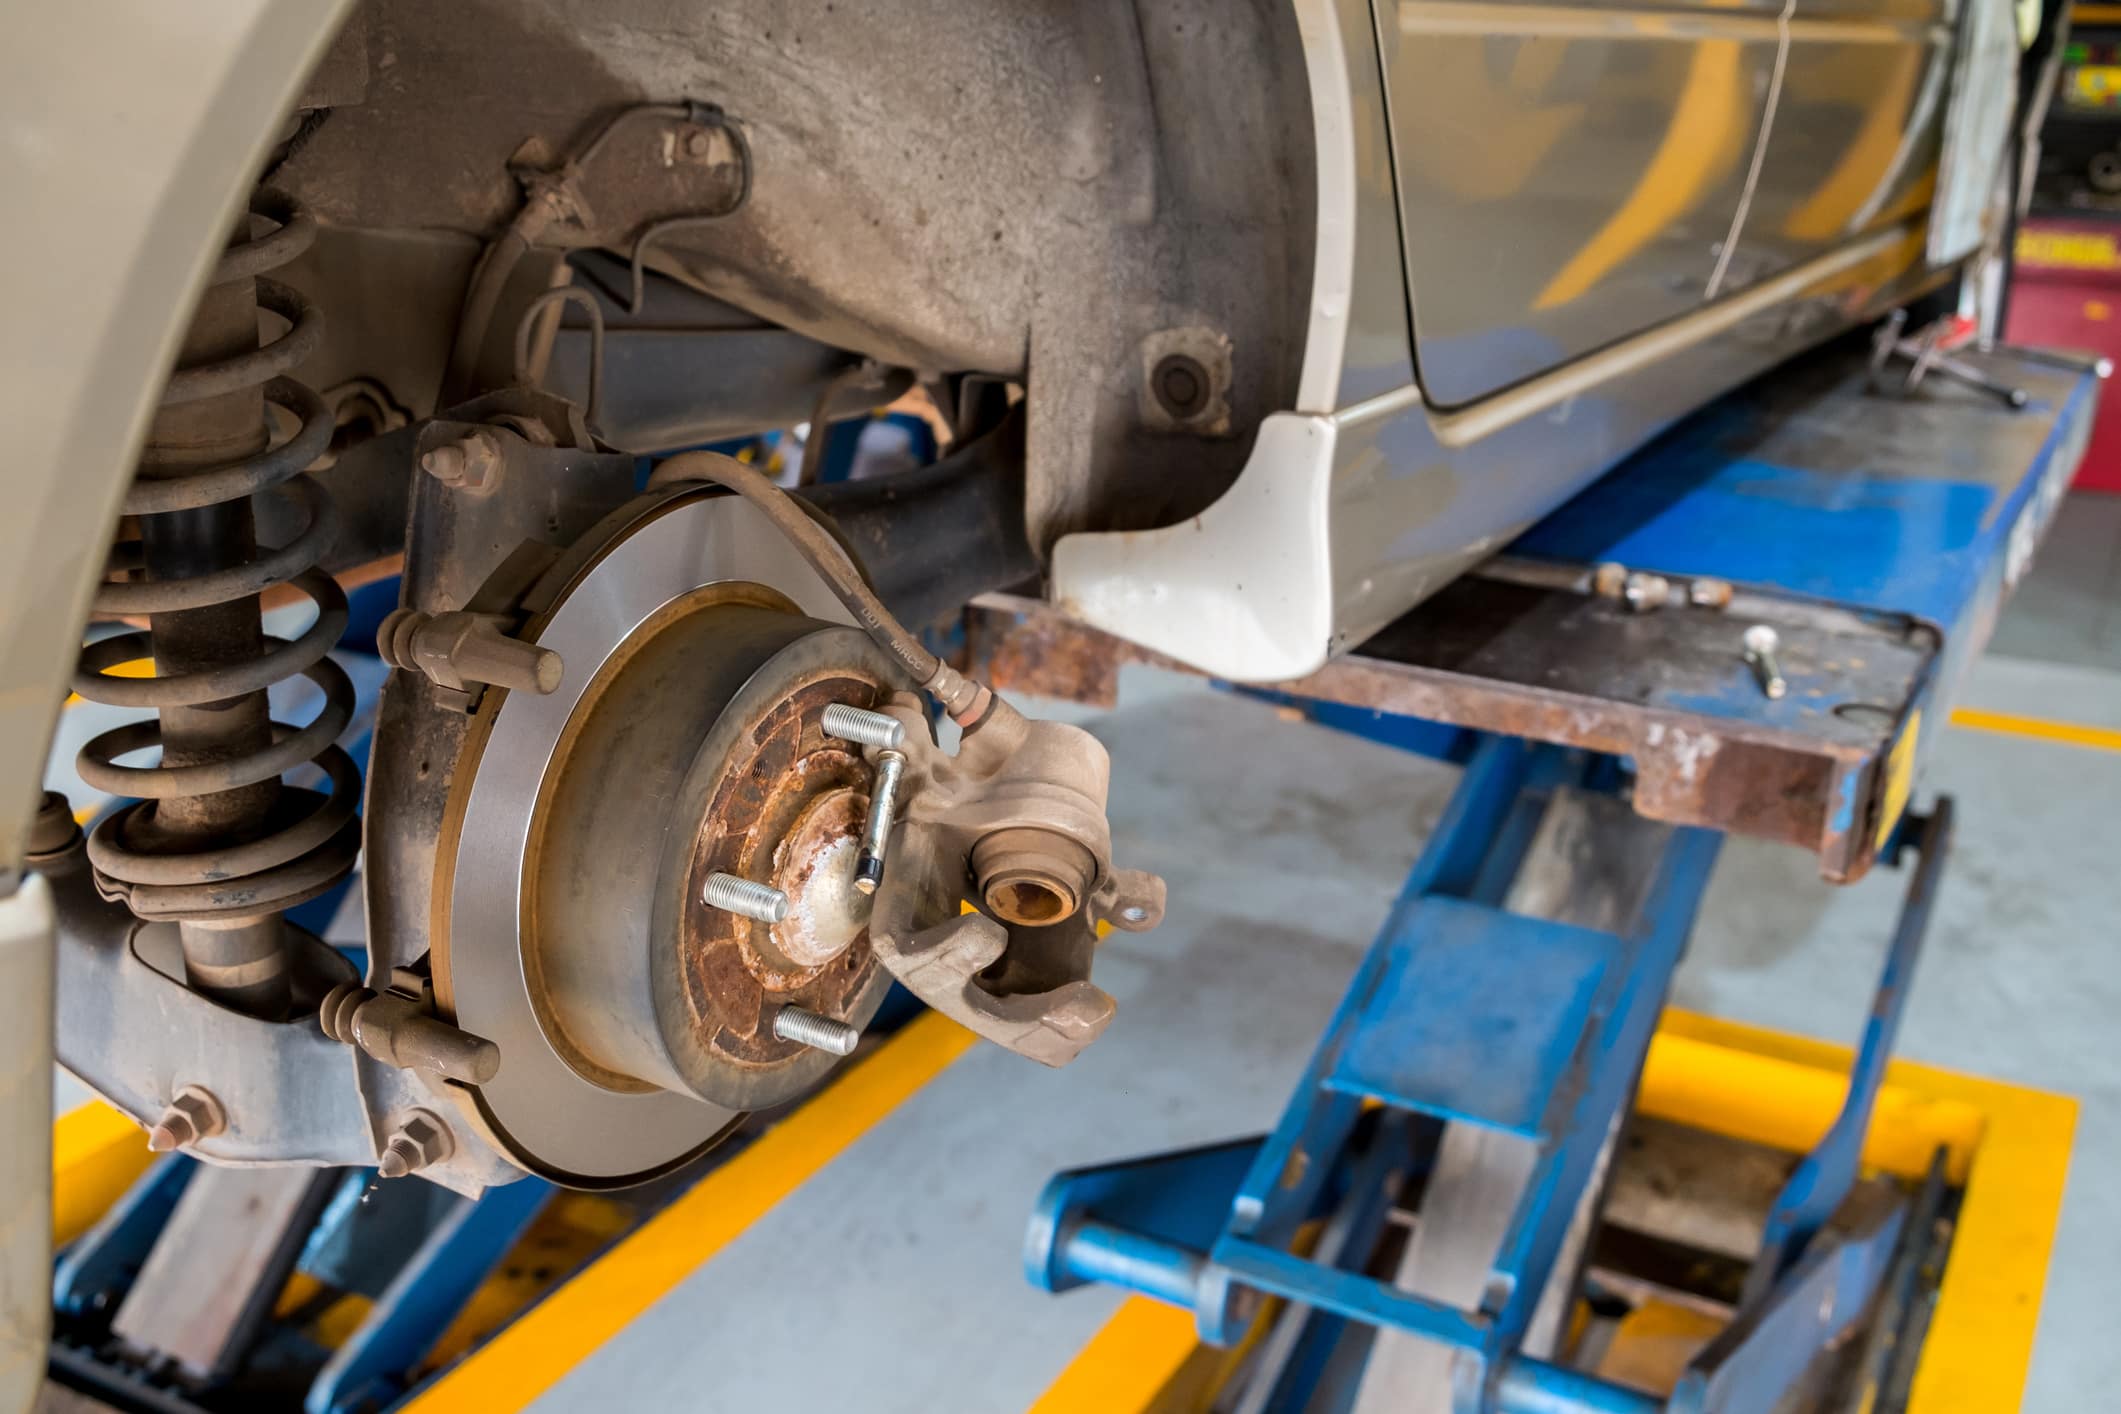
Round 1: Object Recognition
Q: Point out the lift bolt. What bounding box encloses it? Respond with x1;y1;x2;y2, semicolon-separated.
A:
702;872;790;923
773;1006;861;1056
822;703;905;750
1742;624;1787;700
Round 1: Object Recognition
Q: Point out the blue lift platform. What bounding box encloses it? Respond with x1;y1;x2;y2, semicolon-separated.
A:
969;336;2103;1413
36;335;2097;1414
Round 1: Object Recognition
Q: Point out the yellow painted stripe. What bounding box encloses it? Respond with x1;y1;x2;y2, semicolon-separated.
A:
2076;2;2121;24
1033;1241;1310;1414
1030;1299;1206;1414
1908;1071;2075;1413
1948;706;2121;754
1659;1009;2073;1414
1036;1010;2069;1413
52;1100;154;1247
403;1012;977;1412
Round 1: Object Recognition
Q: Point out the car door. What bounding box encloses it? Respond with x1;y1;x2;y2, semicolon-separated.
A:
1372;0;1783;406
1706;0;1957;292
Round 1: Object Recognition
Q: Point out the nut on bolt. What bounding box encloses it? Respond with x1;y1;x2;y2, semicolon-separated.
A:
147;1085;226;1153
420;428;505;494
377;1109;455;1180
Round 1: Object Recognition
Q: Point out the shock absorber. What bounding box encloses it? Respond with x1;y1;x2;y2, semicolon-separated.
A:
71;188;361;1019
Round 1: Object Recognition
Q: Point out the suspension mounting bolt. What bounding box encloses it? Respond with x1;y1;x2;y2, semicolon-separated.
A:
421;428;505;494
146;1085;226;1153
702;872;790;923
377;1109;454;1180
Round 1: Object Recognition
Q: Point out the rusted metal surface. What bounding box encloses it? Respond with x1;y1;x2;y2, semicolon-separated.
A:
767;788;871;969
680;667;894;1073
959;588;1934;882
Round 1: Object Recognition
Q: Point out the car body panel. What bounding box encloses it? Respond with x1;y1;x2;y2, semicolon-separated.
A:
1377;0;1784;405
1052;0;1965;682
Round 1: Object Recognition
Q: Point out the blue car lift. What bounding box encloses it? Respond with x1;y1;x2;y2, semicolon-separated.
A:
993;337;2100;1412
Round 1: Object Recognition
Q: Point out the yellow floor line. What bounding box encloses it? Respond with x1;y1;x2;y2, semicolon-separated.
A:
1659;1009;2075;1414
1030;1299;1207;1414
1031;1010;2073;1414
402;1011;977;1413
1948;707;2121;754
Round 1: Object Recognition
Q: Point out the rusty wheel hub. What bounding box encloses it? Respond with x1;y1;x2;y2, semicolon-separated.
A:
437;490;906;1184
527;601;900;1111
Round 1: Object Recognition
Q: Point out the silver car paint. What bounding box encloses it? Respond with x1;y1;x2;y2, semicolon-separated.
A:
1051;0;1966;683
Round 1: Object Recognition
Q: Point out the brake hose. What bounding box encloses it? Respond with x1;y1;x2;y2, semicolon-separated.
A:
645;452;995;726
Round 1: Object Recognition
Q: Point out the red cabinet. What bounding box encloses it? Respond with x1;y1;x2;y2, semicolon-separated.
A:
2008;216;2121;492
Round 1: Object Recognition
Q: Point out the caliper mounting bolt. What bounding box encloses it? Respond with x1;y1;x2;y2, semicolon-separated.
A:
146;1085;226;1153
702;871;790;923
320;981;501;1086
379;609;562;697
854;750;906;896
772;1006;861;1056
1742;624;1788;700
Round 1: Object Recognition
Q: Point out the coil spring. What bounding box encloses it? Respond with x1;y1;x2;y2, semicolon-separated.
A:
72;189;362;921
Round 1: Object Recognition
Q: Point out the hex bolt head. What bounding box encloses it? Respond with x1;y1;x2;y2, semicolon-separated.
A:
821;703;905;750
772;1006;861;1056
702;871;790;923
147;1085;226;1153
420;428;505;494
377;1109;455;1180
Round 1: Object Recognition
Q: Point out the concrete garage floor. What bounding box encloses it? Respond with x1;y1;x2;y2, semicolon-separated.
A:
535;492;2121;1411
48;496;2111;1408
